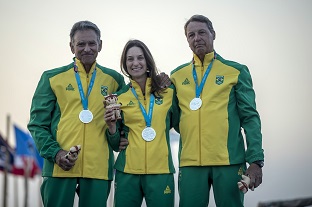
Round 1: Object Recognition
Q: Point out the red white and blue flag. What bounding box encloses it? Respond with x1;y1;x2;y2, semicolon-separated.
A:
12;124;43;177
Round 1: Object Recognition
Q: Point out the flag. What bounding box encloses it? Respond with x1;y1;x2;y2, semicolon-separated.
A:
0;133;14;172
13;124;43;177
11;156;41;177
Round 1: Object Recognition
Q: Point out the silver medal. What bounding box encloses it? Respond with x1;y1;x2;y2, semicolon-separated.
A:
142;127;156;142
79;109;93;123
190;98;202;111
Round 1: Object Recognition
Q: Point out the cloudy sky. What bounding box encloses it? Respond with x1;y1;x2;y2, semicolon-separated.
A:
0;0;311;206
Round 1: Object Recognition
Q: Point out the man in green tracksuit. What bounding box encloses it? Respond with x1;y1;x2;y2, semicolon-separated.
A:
170;15;264;207
28;21;125;207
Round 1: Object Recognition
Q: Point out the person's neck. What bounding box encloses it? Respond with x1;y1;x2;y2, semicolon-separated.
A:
84;65;92;73
198;55;205;64
198;50;214;64
133;77;147;94
75;58;94;74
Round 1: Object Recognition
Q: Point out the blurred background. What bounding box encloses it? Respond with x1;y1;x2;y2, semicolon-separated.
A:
1;0;311;206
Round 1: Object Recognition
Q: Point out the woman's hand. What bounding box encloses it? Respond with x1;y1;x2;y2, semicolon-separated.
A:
104;108;117;134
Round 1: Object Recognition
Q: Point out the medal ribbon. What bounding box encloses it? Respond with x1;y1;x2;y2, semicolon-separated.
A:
131;87;155;127
192;52;216;98
74;61;97;110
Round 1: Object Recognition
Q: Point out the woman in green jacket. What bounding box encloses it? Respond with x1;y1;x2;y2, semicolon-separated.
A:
104;39;179;207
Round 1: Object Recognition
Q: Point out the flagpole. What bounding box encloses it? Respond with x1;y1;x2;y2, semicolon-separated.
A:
23;141;33;207
2;114;11;207
24;135;35;207
13;121;18;207
38;177;42;207
14;177;18;207
24;157;29;207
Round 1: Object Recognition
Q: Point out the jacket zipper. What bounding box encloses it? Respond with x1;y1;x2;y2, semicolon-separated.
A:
81;72;90;176
199;64;204;165
144;93;147;173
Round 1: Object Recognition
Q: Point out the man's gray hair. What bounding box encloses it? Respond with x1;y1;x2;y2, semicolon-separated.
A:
184;15;214;36
70;20;101;43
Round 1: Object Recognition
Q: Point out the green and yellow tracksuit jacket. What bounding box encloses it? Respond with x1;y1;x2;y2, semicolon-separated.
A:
170;51;264;167
106;78;179;174
28;58;125;180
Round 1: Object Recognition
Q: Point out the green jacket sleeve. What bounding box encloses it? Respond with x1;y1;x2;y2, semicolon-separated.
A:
105;127;121;152
27;72;61;163
170;84;180;133
236;65;264;164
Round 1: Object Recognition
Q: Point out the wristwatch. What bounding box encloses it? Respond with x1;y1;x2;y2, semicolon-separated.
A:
253;160;264;168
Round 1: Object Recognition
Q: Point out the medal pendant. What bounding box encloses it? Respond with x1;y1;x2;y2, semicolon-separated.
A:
190;98;202;111
142;127;156;142
79;109;93;123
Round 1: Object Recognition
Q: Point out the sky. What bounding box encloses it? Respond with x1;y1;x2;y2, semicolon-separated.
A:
0;0;312;206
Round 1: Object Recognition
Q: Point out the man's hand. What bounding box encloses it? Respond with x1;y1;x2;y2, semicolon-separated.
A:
119;131;128;151
158;72;171;88
245;163;263;190
55;149;76;171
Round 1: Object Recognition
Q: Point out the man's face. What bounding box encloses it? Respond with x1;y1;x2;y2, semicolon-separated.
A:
186;21;215;58
70;29;102;69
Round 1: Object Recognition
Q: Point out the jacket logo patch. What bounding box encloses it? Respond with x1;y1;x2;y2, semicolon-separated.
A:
215;75;224;85
155;97;163;105
66;84;75;91
127;100;135;106
101;86;108;96
164;185;172;194
182;78;190;85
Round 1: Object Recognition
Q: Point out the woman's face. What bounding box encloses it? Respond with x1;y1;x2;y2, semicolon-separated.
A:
126;46;147;80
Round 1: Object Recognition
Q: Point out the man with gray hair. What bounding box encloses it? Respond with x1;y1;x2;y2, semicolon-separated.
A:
28;20;126;207
171;14;264;207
